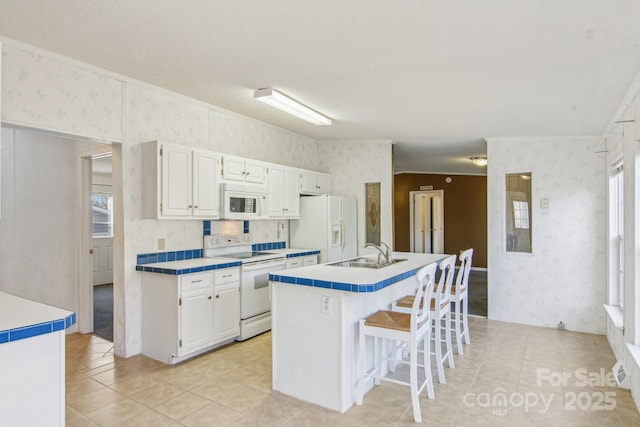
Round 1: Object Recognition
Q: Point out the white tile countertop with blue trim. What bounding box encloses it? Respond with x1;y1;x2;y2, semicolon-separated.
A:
135;246;320;275
269;252;448;293
136;257;241;275
268;248;321;258
0;291;76;344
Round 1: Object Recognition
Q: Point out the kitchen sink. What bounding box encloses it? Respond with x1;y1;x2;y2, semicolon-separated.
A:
328;257;407;269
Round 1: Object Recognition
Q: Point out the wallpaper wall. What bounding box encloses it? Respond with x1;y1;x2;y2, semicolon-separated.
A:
0;40;326;356
315;140;394;254
486;137;606;334
0;127;79;324
1;44;123;142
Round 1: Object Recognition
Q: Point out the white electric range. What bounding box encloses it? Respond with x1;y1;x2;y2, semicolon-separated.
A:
203;234;286;341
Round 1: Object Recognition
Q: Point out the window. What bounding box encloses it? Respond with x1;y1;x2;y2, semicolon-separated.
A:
513;200;530;229
506;173;532;253
610;163;624;308
92;192;113;237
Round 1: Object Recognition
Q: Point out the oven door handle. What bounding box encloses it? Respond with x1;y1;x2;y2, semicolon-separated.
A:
242;259;286;272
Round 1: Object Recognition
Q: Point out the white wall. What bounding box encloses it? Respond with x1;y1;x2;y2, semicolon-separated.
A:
486;136;606;334
316;140;394;254
0;127;79;329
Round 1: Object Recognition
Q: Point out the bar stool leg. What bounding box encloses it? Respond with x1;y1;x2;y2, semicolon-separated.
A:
462;297;471;345
357;320;365;405
445;312;455;368
434;317;445;384
454;302;464;355
409;338;421;422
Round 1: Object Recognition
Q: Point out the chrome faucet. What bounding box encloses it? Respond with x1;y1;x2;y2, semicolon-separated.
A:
365;241;391;264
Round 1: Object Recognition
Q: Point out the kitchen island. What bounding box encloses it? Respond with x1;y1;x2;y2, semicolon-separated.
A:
0;292;76;427
269;252;447;412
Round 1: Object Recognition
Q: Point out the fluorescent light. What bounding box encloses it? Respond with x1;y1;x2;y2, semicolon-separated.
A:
254;88;332;126
470;157;488;167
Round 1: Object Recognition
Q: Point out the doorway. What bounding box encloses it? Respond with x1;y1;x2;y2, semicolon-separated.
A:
90;153;114;342
410;190;444;254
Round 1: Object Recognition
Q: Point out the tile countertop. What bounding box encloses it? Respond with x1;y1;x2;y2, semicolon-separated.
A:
136;257;241;275
0;291;76;344
268;248;321;257
270;252;448;293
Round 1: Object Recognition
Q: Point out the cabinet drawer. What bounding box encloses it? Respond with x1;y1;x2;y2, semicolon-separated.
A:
303;255;318;266
180;272;213;291
214;268;239;284
286;258;302;269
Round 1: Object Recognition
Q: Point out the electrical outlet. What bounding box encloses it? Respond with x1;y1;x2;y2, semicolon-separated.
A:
321;296;332;314
158;238;166;250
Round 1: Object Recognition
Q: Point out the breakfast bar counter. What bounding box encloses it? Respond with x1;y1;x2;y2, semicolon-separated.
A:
270;252;446;412
0;292;76;427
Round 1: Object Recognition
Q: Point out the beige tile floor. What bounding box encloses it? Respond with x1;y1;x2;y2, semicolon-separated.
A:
65;317;640;426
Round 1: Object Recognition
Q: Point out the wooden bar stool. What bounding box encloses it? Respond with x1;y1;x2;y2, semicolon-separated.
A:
393;254;457;384
356;263;437;423
452;248;473;355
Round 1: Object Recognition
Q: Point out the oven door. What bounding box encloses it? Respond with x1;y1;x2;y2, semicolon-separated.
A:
241;258;286;319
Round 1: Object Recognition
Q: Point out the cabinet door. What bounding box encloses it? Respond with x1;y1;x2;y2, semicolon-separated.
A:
161;145;192;216
221;155;246;182
193;150;220;218
316;173;331;194
213;282;240;342
245;160;266;184
179;274;213;355
299;169;317;194
283;168;301;218
268;165;285;217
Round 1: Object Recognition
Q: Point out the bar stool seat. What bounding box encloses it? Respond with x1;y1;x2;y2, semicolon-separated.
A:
356;263;437;423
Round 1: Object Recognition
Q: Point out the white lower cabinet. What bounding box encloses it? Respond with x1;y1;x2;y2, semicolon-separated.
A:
286;254;318;269
213;269;241;342
141;267;240;364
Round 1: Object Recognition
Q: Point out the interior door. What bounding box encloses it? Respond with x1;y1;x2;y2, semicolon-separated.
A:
411;191;444;253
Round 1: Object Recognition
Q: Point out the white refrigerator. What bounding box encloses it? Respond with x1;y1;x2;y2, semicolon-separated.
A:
290;195;357;263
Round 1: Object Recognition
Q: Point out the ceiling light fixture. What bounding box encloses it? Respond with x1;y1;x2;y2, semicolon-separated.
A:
254;88;332;126
470;156;488;167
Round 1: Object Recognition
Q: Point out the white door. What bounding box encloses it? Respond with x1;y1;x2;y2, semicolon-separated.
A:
411;191;444;254
283;167;300;217
92;237;113;286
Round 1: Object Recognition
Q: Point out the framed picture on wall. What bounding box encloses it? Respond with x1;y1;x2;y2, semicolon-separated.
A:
365;182;381;245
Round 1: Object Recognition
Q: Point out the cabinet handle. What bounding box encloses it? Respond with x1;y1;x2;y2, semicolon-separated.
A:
194;205;198;208
208;296;212;300
222;274;232;278
216;295;220;298
191;279;202;283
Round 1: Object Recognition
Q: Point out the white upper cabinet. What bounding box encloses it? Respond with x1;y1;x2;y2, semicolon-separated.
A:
141;141;221;219
267;164;300;218
300;169;331;195
221;155;266;184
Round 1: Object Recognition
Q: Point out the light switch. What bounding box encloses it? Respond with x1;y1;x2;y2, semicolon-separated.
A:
158;238;166;250
540;198;549;209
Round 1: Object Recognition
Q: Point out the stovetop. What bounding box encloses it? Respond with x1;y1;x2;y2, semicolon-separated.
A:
217;251;274;260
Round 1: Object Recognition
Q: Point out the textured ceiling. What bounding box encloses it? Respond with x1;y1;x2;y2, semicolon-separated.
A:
1;0;640;174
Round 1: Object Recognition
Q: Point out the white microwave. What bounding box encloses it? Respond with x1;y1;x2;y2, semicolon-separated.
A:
221;183;269;220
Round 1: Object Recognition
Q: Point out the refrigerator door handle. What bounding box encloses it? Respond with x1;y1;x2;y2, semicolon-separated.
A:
340;218;345;249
